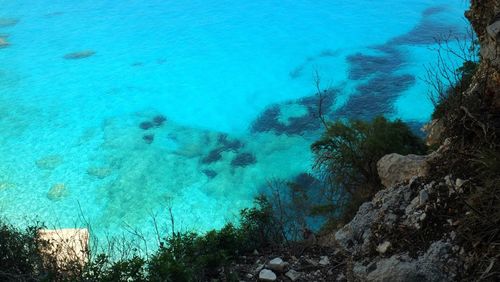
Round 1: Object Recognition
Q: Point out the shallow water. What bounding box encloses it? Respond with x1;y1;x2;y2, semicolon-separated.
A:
0;1;467;242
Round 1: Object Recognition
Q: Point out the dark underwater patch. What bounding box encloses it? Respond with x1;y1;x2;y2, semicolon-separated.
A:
389;6;463;46
251;90;336;135
63;50;96;60
289;49;340;80
217;134;243;151
139;115;167;130
337;74;415;119
346;49;404;80
422;6;448;17
202;169;217;179
201;148;223;164
0;18;19;28
143;134;154;144
231;152;257;168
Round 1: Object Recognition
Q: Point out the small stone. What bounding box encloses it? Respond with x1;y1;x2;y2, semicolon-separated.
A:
254;263;265;274
455;178;465;188
419;190;429;206
444;175;453;186
336;273;346;281
258;269;276;281
253;249;259;255
376;241;391;254
305;258;318;266
285;269;301;281
268;257;287;272
450;231;457;241
419;212;427;221
319;256;330;266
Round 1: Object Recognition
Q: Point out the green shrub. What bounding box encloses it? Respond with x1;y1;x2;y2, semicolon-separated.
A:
311;116;426;227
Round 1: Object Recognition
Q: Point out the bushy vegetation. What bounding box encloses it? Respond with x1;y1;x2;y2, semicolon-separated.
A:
310;116;427;229
0;196;284;282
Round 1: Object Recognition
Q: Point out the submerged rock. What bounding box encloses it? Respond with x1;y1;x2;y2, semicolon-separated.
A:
201;148;223;164
231;152;257;167
143;134;154;144
201;169;217;179
139;121;154;130
0;36;9;48
152;115;167;127
63;50;96;60
87;167;112;179
36;155;63;170
47;183;68;200
0;18;19;28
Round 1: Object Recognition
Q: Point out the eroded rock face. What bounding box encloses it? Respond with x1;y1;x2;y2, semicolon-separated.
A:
377;153;429;188
335;183;415;255
422;119;444;146
355;241;456;282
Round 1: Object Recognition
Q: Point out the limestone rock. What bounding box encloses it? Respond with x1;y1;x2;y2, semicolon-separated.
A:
359;241;456;282
285;269;301;281
47;183;68;200
376;241;391;254
259;269;277;281
377;153;429;188
268;257;287;272
38;228;89;268
487;19;500;41
422;119;444;146
319;256;330;266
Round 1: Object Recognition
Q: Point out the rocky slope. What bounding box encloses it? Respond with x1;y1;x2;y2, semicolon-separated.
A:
233;1;500;281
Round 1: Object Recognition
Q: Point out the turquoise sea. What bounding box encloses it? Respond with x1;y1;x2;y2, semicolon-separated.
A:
0;1;467;243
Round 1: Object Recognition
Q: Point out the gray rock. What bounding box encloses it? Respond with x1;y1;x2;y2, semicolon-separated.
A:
376;241;391;254
422;119;444;146
285;269;301;281
419;190;429;206
355;241;456;282
318;256;330;266
258;269;277;281
487;19;500;41
377;153;430;188
268;257;287;272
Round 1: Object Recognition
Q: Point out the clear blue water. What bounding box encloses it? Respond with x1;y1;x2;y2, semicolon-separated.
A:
0;1;467;241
